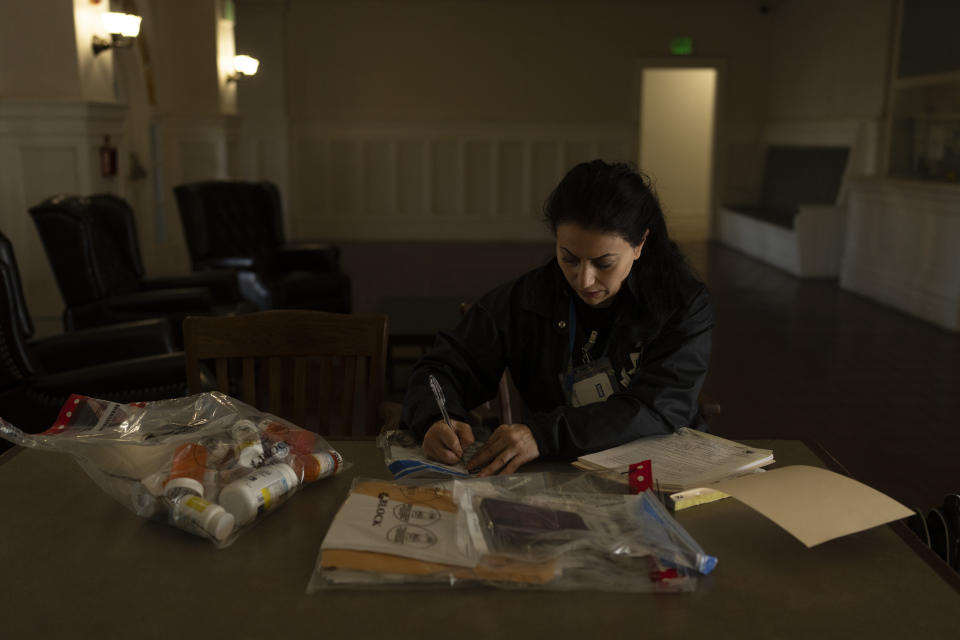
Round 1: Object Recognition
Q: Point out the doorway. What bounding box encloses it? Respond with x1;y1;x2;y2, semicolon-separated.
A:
638;66;718;242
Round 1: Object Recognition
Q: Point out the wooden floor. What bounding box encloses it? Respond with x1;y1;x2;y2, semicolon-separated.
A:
683;242;959;512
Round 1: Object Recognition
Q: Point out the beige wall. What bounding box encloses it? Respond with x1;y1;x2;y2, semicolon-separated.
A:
233;0;289;195
765;0;894;121
0;0;82;99
284;0;773;125
150;0;222;116
72;0;115;103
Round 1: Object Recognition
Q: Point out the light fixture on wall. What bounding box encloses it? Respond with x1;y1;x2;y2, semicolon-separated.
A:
92;12;142;56
228;55;260;82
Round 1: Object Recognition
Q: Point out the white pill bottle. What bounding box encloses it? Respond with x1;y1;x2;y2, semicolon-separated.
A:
172;495;236;543
219;463;300;526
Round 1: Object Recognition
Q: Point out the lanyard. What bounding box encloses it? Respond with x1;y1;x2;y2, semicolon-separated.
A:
568;298;599;365
563;299;577;393
564;299;600;393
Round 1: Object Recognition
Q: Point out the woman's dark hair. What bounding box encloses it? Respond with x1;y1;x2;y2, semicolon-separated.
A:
543;159;700;323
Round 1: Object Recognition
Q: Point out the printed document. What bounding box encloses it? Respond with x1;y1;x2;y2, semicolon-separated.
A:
574;428;774;491
320;481;479;567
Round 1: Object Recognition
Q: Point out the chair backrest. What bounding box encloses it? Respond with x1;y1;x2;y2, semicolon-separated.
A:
0;231;37;387
29;194;146;304
183;310;388;437
759;145;851;210
173;180;286;270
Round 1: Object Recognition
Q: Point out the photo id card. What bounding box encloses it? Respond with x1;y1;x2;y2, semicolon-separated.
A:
561;357;620;408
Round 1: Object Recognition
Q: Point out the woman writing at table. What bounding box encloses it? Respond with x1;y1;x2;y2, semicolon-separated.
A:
400;159;713;476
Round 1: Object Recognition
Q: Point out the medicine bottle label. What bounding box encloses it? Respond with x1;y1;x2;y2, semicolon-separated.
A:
255;475;292;514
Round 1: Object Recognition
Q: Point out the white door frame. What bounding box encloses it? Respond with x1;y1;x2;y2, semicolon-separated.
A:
633;57;726;240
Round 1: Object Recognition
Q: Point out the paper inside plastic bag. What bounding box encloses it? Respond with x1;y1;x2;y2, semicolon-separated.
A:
309;472;715;592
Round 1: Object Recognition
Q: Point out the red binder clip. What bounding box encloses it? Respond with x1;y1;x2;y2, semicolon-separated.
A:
628;459;653;494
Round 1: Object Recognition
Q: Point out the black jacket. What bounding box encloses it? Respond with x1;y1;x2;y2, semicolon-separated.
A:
400;258;713;460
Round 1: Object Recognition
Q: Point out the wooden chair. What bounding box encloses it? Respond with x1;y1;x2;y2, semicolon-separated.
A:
183;310;388;437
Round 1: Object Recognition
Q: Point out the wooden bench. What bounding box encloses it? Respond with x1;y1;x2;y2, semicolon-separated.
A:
718;145;850;277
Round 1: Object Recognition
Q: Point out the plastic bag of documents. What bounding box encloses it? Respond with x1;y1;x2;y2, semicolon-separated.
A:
0;391;346;548
308;472;716;592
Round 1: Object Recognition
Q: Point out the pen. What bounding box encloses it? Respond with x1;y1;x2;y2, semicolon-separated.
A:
428;374;462;458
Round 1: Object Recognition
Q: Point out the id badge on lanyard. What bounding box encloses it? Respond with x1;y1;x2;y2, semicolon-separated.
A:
559;299;620;408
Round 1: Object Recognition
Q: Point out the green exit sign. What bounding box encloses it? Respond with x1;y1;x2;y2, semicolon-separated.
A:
670;37;693;55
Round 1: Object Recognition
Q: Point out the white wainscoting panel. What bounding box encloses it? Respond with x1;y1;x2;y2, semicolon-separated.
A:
841;177;960;331
145;114;233;275
231;115;289;211
288;123;636;242
0;100;128;322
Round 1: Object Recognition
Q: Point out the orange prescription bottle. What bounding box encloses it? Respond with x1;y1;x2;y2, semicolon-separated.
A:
165;442;208;498
291;450;343;483
262;420;316;454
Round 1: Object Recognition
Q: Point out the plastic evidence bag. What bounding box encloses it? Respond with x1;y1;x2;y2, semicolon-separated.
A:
308;472;716;592
0;391;346;548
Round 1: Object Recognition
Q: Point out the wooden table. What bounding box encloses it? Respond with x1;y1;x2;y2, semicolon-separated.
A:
0;439;957;639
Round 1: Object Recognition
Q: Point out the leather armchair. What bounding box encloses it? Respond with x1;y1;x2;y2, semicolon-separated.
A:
173;180;351;312
28;194;246;340
0;230;210;449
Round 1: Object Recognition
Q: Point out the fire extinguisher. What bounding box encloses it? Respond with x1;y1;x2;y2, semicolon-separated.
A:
100;135;117;178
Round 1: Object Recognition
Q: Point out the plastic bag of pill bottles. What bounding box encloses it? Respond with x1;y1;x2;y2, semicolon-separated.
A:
0;391;345;547
307;472;716;593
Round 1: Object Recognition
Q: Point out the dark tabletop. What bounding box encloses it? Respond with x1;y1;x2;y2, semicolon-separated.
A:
0;439;956;640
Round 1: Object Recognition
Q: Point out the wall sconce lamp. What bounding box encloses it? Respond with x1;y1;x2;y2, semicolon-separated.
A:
228;55;261;82
92;12;142;56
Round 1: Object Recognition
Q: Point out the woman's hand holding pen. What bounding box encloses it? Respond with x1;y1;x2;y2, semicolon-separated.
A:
423;420;474;464
467;424;539;476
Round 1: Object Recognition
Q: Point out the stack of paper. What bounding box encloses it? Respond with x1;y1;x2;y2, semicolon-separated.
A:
573;428;775;510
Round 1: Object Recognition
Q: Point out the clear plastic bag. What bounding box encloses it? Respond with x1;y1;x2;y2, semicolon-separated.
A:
0;391;346;547
308;472;716;592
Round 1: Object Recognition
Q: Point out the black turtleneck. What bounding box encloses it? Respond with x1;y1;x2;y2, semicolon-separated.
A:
570;289;627;364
